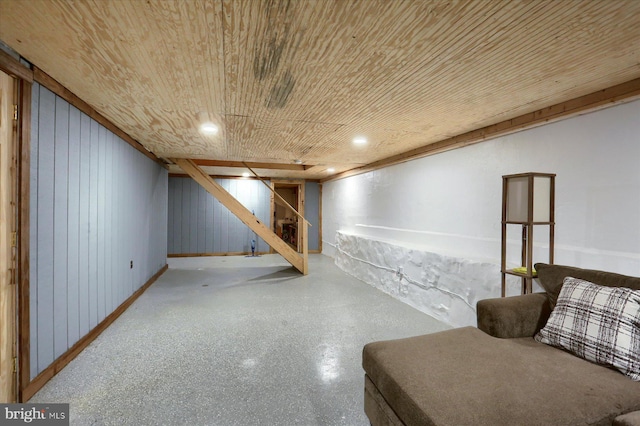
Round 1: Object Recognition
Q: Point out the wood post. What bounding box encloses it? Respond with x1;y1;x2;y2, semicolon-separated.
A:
0;70;17;402
302;221;308;275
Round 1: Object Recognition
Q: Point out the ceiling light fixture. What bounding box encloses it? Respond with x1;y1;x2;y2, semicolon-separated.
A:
197;111;219;135
242;172;251;177
293;159;303;164
327;168;335;173
353;136;367;145
200;122;219;135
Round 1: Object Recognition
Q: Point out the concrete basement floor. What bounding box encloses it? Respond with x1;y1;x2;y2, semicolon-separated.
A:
30;254;450;425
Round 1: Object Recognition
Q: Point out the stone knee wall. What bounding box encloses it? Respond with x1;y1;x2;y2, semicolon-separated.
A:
334;231;500;327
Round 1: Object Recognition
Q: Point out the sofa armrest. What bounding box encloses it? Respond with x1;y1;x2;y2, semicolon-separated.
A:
477;293;551;338
615;411;640;426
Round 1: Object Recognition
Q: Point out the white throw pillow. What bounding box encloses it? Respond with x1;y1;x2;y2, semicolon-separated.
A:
535;276;640;381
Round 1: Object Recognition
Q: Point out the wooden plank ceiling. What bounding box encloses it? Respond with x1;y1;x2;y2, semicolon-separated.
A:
1;0;640;180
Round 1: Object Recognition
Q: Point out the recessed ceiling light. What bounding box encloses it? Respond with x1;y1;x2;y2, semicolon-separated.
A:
242;172;251;177
327;168;335;173
200;122;219;135
353;136;367;145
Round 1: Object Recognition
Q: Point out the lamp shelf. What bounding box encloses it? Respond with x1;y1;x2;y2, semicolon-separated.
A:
503;221;555;226
501;172;555;297
503;268;538;279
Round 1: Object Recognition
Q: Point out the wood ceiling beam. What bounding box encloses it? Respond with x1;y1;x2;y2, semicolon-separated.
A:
303;165;331;174
190;159;311;171
322;77;640;183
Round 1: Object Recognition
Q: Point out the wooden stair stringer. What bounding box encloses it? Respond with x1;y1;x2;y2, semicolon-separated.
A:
172;158;306;274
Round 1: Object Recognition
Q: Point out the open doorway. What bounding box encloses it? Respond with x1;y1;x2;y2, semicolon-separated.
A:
271;181;304;253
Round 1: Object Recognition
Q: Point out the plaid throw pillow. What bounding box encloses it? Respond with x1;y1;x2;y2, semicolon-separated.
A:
535;276;640;381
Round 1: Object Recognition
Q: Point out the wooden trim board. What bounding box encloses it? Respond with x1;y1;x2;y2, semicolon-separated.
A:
0;48;34;404
168;252;270;258
169;173;321;183
169;250;321;262
17;78;31;399
322;78;640;183
0;70;17;403
301;221;308;274
318;184;323;254
170;173;259;180
21;264;168;401
268;181;281;255
173;159;307;274
171;174;321;184
269;181;275;255
191;159;308;171
0;49;33;83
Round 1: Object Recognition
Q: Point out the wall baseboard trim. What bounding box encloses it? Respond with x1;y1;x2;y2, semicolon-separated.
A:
168;250;322;257
20;264;168;402
168;251;270;258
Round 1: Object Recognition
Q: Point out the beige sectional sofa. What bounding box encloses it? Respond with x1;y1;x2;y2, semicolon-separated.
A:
362;263;640;425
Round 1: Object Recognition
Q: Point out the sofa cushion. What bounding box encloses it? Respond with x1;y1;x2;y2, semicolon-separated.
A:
535;277;640;381
535;263;640;308
614;411;640;426
477;292;551;338
363;327;640;426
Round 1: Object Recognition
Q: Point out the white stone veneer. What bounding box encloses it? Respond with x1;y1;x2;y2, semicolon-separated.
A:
334;231;501;328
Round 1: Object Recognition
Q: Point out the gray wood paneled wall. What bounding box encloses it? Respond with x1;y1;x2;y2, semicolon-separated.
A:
305;182;320;251
168;177;321;255
30;83;168;380
167;176;271;255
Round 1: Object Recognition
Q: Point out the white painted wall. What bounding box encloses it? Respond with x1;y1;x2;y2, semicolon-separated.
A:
322;99;640;325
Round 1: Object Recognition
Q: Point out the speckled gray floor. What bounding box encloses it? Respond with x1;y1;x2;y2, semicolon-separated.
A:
30;254;450;425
